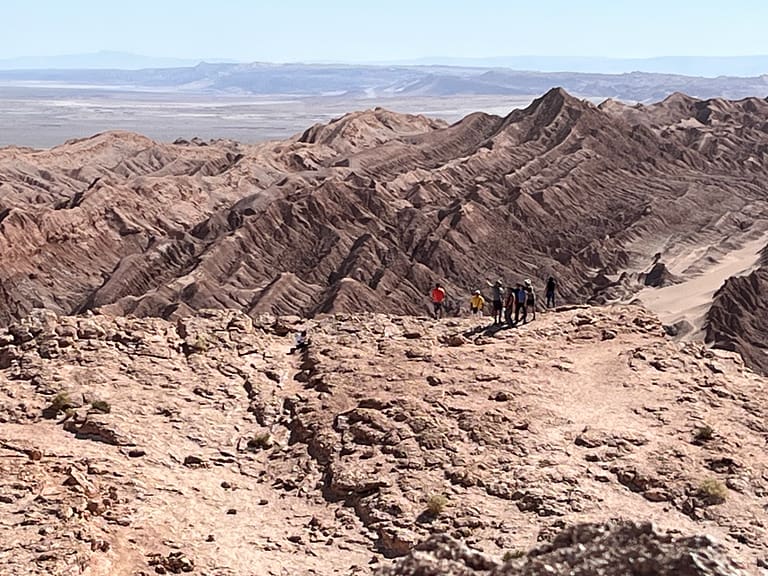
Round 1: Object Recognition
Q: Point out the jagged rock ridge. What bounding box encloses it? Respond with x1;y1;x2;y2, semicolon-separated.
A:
1;89;768;370
706;268;768;375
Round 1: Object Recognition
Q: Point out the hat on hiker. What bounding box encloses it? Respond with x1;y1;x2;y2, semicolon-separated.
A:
473;290;480;295
524;279;532;286
495;279;502;285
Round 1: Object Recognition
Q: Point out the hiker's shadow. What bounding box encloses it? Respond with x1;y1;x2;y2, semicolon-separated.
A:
463;322;515;338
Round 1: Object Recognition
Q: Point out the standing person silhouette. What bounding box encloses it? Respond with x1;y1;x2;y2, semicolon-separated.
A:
524;279;537;321
504;286;516;325
431;283;446;319
514;283;528;324
469;290;485;315
487;279;504;324
545;276;557;309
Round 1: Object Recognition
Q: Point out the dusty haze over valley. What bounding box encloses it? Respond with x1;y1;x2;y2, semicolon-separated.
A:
0;85;527;148
1;60;768;147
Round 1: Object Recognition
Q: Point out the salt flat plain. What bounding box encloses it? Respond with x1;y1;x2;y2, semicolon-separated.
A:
0;84;533;147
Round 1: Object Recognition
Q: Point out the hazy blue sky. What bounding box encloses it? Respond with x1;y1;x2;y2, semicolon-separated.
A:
4;0;767;62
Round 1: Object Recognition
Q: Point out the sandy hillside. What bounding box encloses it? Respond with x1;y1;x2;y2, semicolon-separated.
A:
638;233;768;336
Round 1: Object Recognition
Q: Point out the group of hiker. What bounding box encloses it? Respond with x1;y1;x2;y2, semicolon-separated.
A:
430;277;558;325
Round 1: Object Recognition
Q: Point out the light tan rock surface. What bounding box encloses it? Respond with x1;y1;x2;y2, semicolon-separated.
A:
1;305;767;574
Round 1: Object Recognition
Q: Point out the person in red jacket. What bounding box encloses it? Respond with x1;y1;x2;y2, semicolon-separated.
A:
430;283;446;319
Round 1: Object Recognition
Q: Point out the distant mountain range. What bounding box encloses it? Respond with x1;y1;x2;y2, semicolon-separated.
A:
387;55;768;78
0;50;235;70
2;51;768;77
1;61;767;102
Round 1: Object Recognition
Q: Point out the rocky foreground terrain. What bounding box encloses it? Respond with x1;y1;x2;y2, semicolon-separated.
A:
1;304;768;575
2;91;768;370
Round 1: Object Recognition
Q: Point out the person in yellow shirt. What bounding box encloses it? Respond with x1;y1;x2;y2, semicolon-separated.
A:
469;290;485;315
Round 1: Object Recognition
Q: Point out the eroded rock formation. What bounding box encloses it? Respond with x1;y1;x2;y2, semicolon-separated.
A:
2;90;768;368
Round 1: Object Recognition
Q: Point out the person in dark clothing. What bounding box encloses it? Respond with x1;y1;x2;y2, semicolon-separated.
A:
545;276;557;309
289;330;309;354
504;287;516;325
514;283;528;324
487;279;504;324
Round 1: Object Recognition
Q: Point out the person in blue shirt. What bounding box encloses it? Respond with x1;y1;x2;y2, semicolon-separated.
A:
514;283;528;325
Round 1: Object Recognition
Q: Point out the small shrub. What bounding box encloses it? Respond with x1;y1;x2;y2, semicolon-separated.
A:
426;494;448;516
502;549;525;562
49;392;73;413
90;400;111;414
193;334;209;352
182;333;210;356
693;425;715;444
247;432;273;450
698;478;727;504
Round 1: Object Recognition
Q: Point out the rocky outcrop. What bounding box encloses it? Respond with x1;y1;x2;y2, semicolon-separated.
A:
380;521;749;576
642;262;678;288
705;268;768;375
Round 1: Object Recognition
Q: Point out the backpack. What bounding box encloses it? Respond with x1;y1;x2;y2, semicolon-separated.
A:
516;288;527;304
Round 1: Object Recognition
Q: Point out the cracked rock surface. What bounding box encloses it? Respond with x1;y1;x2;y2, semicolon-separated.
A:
1;305;767;574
